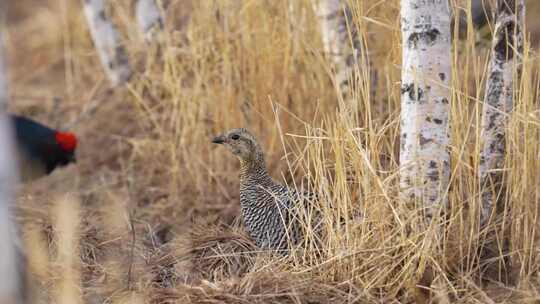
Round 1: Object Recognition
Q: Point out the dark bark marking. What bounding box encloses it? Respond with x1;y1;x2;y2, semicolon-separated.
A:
488;140;504;154
346;54;355;66
401;83;424;101
157;18;164;30
419;133;433;146
487;112;501;129
494;23;515;61
425;116;442;125
98;10;106;21
410;0;445;10
404;176;412;186
426;170;440;182
401;133;407;150
480;155;486;165
438;73;446;81
434;97;450;105
115;46;129;66
486;71;504;103
407;29;441;48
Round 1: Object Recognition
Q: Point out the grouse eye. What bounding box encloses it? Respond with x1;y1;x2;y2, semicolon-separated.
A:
231;134;240;140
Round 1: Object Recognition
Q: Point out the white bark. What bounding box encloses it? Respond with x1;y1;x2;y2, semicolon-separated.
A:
83;0;132;86
311;0;364;98
135;0;164;42
399;0;452;218
479;0;524;224
0;22;25;304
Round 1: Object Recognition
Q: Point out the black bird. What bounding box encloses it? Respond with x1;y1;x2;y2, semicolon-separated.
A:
10;115;77;182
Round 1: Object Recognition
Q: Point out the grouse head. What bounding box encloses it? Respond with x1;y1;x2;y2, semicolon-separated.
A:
212;128;264;164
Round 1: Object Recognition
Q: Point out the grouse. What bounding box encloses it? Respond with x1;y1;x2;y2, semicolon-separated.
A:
212;128;319;253
10;115;77;182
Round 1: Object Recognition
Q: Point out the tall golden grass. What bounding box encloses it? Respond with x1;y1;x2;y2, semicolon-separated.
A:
7;0;540;302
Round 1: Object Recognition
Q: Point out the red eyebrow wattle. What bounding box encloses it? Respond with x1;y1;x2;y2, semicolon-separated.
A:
55;132;77;151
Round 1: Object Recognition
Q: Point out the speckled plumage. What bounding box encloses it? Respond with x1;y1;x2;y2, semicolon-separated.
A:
213;129;318;253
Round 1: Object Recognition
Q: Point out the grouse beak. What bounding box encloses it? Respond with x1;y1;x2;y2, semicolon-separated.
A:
212;135;225;144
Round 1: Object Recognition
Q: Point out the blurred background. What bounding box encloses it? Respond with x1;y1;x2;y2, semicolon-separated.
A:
5;0;540;303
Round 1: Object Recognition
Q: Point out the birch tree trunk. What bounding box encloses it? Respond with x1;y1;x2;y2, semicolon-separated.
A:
83;0;132;86
311;0;364;99
0;17;25;304
479;0;524;224
135;0;164;42
399;0;451;218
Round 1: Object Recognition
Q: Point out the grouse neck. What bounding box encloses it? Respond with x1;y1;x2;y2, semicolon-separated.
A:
239;157;272;186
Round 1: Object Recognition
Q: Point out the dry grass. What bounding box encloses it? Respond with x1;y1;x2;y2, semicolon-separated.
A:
6;0;540;303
